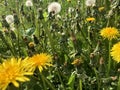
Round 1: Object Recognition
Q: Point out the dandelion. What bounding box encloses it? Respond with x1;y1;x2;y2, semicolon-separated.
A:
85;0;96;7
27;53;53;72
25;0;33;7
111;42;120;63
100;27;119;40
48;2;61;14
98;7;104;12
86;17;95;22
5;15;14;24
0;58;33;90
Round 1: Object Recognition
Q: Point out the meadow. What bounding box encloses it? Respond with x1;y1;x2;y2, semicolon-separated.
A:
0;0;120;90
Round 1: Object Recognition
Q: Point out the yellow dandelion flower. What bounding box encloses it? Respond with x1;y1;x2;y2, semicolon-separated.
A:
111;42;120;63
100;27;119;40
0;58;33;90
86;17;95;22
27;53;53;72
98;7;104;12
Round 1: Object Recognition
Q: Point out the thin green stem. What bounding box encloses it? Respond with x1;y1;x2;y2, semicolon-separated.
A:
79;79;82;90
16;26;21;57
107;40;112;76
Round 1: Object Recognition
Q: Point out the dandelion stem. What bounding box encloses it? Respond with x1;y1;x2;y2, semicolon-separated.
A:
16;26;21;57
79;79;82;90
107;40;112;76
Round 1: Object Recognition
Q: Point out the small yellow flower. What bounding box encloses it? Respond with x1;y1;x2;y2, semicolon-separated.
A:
100;27;119;40
86;17;95;22
0;58;33;90
27;53;53;72
28;42;35;48
98;7;104;12
111;42;120;63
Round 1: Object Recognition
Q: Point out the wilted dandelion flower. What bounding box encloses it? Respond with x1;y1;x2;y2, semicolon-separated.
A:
5;15;14;24
48;2;61;14
0;58;33;90
85;0;96;7
71;59;80;66
98;7;104;12
27;53;53;72
100;27;119;40
111;42;120;63
28;42;35;48
25;0;33;7
86;17;95;22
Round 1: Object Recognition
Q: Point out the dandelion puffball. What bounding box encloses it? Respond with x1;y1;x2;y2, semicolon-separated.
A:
48;2;61;14
25;0;33;7
85;0;96;7
5;15;14;24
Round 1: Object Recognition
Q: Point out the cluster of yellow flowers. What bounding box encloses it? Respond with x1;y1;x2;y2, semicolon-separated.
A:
0;53;52;90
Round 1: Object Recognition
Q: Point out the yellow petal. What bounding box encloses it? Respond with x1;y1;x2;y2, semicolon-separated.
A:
38;66;43;72
12;81;19;87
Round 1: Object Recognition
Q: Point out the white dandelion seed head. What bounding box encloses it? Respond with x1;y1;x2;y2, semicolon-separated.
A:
25;0;33;7
85;0;96;7
48;2;61;14
5;15;14;24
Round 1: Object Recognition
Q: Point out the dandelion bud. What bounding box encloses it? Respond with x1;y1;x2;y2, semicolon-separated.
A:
25;0;33;7
28;42;35;48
